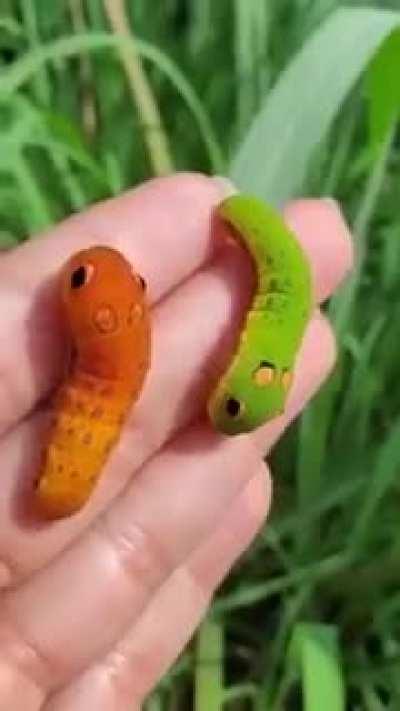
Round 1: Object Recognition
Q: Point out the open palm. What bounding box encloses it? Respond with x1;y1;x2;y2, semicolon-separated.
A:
0;174;352;710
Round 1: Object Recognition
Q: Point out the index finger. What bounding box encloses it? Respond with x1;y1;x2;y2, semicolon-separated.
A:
0;173;228;433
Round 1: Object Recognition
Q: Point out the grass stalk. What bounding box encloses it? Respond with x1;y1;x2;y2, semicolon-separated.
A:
102;0;174;176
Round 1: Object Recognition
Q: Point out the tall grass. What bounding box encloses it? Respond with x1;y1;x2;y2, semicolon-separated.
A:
1;1;400;708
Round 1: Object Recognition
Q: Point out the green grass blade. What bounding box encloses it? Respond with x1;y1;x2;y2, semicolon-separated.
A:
214;552;352;614
288;623;345;711
0;33;224;172
367;28;400;152
230;7;400;203
194;618;224;711
20;0;51;106
330;125;395;336
12;154;53;231
144;692;163;711
234;0;271;138
188;0;213;55
351;416;400;549
0;16;24;36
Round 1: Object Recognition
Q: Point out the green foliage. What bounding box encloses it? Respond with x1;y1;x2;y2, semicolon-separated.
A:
1;1;400;708
287;623;345;711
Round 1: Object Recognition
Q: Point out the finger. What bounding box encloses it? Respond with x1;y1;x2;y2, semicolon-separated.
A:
283;197;353;302
0;300;332;586
253;310;336;454
44;469;270;710
0;173;228;433
0;427;265;701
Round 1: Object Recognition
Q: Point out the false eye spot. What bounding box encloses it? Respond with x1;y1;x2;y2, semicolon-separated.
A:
281;369;293;390
253;361;276;387
70;262;94;290
225;397;243;418
93;303;118;334
127;301;144;325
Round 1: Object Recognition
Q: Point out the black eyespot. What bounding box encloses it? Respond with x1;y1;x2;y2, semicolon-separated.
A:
71;265;87;289
225;397;241;418
260;360;274;369
138;275;146;291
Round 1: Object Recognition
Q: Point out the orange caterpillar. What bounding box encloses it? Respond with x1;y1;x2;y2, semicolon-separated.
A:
35;246;151;519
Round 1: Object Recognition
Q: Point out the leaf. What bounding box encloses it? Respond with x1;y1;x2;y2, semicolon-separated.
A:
42;111;90;154
288;623;345;711
0;32;225;172
366;28;400;152
351;415;400;548
0;17;24;38
194;618;224;711
230;7;400;204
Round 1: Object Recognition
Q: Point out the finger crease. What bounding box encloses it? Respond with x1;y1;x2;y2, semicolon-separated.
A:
0;549;18;589
95;516;173;596
0;607;60;693
97;567;213;703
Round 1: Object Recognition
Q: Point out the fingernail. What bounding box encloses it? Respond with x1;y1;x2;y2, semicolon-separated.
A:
211;176;238;198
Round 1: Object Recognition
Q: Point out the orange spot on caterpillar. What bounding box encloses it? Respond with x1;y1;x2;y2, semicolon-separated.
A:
90;406;104;420
253;362;276;387
93;303;118;334
128;302;144;325
35;246;151;519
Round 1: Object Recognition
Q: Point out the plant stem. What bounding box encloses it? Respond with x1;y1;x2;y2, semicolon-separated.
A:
103;0;174;176
13;154;53;232
20;0;51;105
331;125;395;335
69;0;97;140
195;618;224;711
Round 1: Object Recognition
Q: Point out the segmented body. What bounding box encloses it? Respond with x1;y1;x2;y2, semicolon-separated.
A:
208;194;313;435
36;246;150;519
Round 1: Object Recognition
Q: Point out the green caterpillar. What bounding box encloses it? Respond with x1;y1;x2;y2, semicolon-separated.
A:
208;194;313;435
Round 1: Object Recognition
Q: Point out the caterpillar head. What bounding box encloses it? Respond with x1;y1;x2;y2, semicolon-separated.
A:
207;359;292;435
60;245;150;379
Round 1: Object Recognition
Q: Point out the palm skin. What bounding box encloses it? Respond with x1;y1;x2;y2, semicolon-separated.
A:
0;175;352;710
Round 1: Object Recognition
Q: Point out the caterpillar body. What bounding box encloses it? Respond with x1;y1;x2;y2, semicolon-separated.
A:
208;194;313;435
35;246;150;519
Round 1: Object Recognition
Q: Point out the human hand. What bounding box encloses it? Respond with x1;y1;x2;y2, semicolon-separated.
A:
0;174;352;710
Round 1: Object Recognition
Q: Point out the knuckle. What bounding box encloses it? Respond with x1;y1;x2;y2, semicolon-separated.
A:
96;515;172;594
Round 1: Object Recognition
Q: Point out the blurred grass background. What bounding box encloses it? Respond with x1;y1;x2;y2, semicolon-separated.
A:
1;1;400;709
